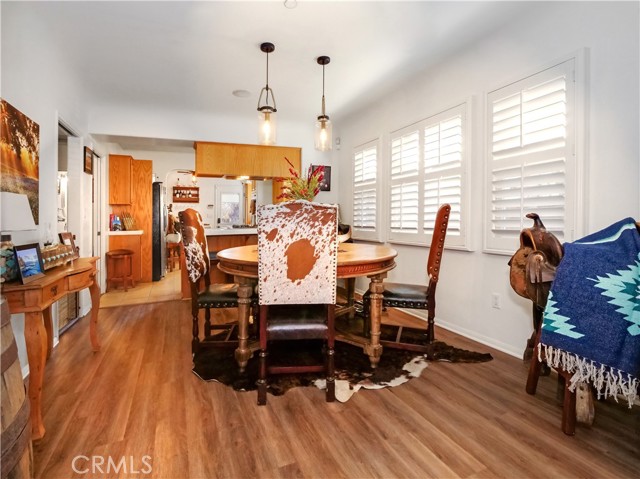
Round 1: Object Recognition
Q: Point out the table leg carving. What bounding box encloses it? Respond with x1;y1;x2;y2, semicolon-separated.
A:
89;273;101;351
24;311;47;440
235;277;254;372
364;274;386;368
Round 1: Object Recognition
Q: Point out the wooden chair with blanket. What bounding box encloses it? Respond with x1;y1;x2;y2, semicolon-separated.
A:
256;200;339;405
361;203;450;352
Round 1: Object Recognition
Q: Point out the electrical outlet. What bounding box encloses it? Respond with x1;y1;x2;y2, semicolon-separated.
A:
491;293;501;309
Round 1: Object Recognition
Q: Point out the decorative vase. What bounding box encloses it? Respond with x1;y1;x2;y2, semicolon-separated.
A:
0;235;18;283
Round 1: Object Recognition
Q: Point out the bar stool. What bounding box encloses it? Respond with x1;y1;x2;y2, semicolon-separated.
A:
166;242;181;272
106;249;135;292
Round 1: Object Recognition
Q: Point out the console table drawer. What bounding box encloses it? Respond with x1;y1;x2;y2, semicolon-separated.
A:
42;278;66;304
67;270;93;291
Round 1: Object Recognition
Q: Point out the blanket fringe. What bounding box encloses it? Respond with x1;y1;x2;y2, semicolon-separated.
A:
538;343;639;408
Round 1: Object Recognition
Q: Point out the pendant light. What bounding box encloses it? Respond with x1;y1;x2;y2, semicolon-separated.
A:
315;55;332;151
257;42;277;145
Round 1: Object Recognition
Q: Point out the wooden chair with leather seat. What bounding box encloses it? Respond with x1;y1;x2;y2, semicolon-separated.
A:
179;208;245;355
362;203;450;352
256;200;339;405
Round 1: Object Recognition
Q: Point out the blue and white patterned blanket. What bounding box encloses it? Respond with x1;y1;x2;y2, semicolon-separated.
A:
540;218;640;406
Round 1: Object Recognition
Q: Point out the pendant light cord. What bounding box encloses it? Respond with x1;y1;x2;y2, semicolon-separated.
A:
265;51;271;106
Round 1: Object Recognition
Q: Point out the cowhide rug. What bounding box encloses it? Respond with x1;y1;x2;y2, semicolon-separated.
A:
192;321;492;402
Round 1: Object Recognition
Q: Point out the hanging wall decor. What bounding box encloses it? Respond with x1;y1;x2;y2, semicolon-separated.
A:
0;99;40;224
84;147;94;175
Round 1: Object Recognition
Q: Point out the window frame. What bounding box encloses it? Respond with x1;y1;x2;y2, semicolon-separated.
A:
387;102;470;249
483;53;586;255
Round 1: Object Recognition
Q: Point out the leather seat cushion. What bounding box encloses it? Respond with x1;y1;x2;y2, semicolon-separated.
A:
198;283;239;308
363;282;429;307
265;304;329;340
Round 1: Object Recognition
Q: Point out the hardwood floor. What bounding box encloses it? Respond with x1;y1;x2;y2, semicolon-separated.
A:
34;301;639;478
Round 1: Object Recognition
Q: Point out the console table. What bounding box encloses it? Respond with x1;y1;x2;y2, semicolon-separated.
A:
1;257;101;440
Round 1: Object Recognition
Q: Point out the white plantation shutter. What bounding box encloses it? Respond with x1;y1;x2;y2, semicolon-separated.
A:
389;104;468;247
423;109;465;243
352;141;379;240
390;130;420;238
486;59;576;253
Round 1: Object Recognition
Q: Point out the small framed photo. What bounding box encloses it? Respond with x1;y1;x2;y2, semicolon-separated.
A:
313;164;331;191
14;243;46;284
84;146;94;175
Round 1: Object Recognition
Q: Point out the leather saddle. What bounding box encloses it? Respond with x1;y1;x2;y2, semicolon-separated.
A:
508;213;563;310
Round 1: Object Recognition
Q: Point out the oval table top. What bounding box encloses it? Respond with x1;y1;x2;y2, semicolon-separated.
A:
217;242;397;279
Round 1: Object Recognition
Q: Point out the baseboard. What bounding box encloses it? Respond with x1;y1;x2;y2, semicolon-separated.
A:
398;309;523;358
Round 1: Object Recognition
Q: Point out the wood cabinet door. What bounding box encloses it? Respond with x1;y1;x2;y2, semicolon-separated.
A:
108;155;132;204
195;141;301;179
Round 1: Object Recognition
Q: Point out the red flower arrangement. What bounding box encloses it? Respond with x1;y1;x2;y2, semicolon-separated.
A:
276;157;325;201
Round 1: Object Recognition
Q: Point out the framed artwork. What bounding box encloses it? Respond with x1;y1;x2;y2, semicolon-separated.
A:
14;243;45;284
84;147;94;175
0;99;40;224
313;164;331;191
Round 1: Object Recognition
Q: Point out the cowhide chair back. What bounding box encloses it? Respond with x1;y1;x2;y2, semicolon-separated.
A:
179;208;210;285
258;201;338;306
179;208;240;356
256;200;339;405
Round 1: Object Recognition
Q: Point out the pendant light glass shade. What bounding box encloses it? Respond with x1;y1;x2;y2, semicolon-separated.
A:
315;56;332;151
315;116;332;151
257;43;277;145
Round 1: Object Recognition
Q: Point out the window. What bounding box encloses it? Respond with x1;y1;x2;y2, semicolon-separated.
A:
352;140;379;241
485;58;577;253
389;103;468;247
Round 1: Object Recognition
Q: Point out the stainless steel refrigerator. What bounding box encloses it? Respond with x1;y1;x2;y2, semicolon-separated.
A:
152;181;167;281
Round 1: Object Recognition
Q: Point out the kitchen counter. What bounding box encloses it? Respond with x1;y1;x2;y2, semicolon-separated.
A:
108;230;143;236
205;227;257;236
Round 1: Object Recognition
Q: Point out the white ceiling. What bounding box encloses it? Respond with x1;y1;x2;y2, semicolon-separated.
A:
31;1;536;150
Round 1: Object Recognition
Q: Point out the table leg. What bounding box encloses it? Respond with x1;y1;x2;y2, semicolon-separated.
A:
234;277;254;372
43;307;53;360
89;272;101;351
24;311;47;440
363;274;386;368
346;278;356;320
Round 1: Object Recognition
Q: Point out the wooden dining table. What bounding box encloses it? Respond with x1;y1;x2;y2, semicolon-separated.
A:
216;242;398;371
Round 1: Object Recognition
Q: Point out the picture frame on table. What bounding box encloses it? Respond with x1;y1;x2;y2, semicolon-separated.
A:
84;146;94;175
14;243;46;284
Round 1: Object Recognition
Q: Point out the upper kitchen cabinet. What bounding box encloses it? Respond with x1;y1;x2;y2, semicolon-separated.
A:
195;141;301;179
109;155;133;204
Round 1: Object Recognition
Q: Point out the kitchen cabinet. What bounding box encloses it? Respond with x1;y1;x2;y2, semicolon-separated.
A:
108;155;133;204
194;141;301;179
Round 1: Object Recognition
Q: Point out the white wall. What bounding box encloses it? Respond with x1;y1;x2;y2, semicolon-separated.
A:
1;2;96;373
335;2;640;357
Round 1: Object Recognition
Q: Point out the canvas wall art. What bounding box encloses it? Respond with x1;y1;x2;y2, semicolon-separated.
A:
1;99;40;224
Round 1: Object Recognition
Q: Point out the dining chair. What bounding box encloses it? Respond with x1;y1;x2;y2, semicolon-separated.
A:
179;208;244;355
362;203;451;352
256;200;338;405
